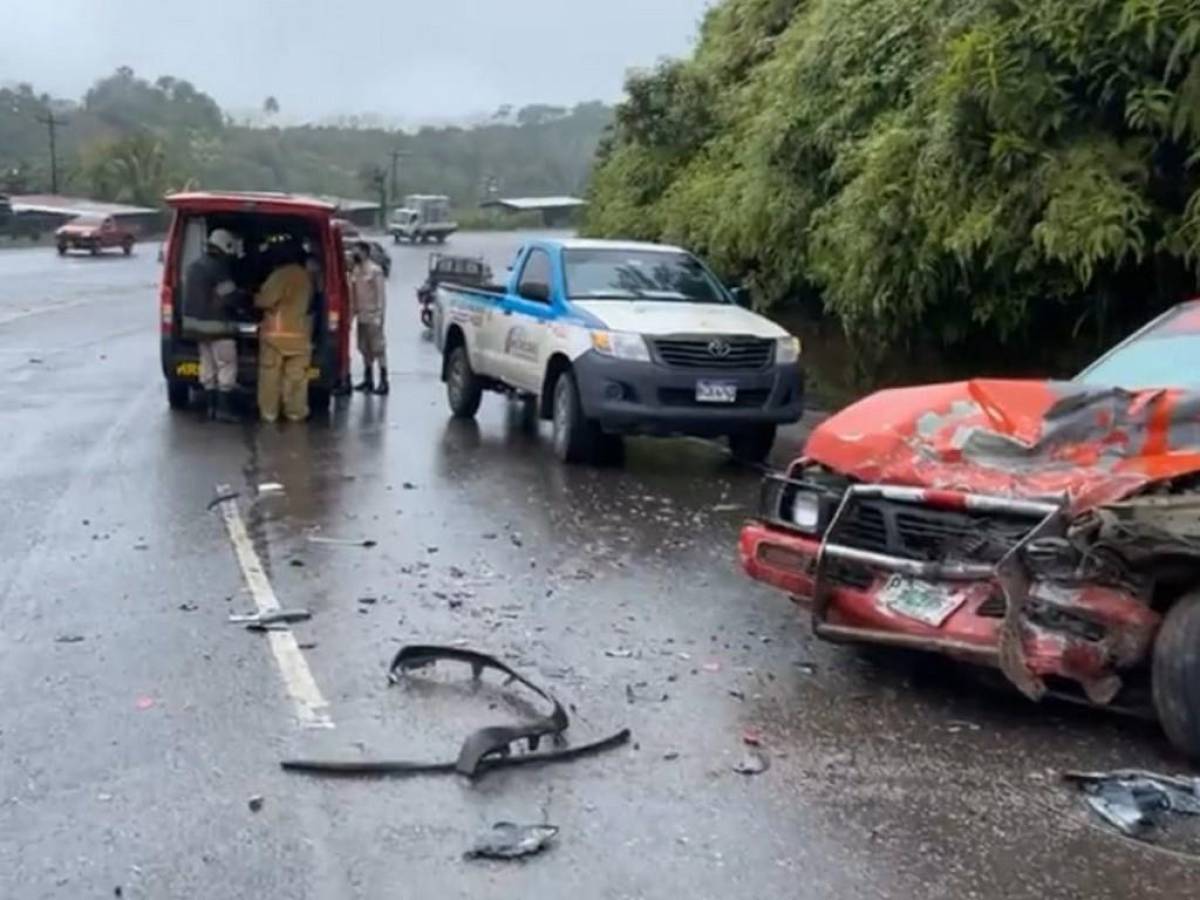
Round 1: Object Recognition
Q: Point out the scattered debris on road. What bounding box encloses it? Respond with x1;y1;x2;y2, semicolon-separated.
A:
357;596;378;606
733;748;770;776
178;603;198;612
257;482;284;495
464;822;558;860
281;645;630;780
135;696;155;711
206;491;240;511
605;648;634;658
248;795;264;813
307;534;378;548
1065;769;1200;837
229;609;312;631
55;634;85;644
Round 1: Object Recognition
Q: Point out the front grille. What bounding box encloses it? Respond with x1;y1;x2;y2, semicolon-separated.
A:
658;388;770;409
653;336;774;370
830;499;1032;565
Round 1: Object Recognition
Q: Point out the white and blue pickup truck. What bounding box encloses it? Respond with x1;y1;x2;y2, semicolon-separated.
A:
433;238;805;464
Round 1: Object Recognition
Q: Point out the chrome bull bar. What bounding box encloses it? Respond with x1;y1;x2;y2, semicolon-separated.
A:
810;484;1066;699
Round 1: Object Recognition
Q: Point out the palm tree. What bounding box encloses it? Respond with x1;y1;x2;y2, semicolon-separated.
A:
85;134;169;207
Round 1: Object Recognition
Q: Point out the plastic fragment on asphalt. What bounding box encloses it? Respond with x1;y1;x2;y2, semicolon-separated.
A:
135;696;155;711
733;748;769;775
605;648;634;658
258;482;284;494
307;535;378;548
55;634;85;644
206;491;240;511
281;644;631;780
464;822;558;860
230;609;312;629
1065;770;1200;837
248;795;264;812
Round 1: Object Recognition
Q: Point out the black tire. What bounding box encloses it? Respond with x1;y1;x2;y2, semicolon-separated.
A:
729;425;777;464
89;242;100;256
1153;591;1200;761
446;344;483;419
56;243;67;256
392;234;401;245
551;369;600;464
167;379;191;410
122;239;133;256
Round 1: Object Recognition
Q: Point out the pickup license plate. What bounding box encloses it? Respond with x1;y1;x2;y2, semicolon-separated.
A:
878;575;965;627
695;380;737;403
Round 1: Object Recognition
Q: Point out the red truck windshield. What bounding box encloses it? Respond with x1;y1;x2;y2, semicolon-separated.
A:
1077;304;1200;390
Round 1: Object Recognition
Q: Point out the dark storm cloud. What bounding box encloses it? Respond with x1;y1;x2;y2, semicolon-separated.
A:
1;0;711;120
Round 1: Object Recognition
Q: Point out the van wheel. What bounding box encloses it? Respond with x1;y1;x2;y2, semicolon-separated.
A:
167;379;191;410
552;369;600;464
1153;590;1200;761
122;239;133;256
446;344;483;419
56;242;67;256
729;425;776;465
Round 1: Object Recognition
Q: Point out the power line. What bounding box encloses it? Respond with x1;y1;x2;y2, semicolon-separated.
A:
34;110;68;194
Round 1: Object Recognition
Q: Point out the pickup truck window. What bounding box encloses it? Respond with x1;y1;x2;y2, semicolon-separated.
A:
517;248;553;302
564;249;727;304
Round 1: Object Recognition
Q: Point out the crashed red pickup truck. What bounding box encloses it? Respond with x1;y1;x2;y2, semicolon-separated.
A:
740;301;1200;760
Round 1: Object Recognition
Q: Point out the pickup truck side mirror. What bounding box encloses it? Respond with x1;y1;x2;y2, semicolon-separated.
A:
520;282;551;303
730;286;751;308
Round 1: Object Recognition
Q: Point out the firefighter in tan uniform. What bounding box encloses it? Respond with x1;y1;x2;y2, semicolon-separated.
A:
255;242;314;423
350;241;389;394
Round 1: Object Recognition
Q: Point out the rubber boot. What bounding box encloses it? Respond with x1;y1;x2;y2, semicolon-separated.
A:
354;366;374;392
374;367;390;395
212;391;240;424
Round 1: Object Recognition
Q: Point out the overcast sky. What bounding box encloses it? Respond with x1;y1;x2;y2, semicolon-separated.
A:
2;0;712;122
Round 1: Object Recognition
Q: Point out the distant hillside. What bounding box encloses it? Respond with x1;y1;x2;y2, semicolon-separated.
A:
0;68;612;212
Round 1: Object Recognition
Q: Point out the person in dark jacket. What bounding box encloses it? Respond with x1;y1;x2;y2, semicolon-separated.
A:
182;229;243;422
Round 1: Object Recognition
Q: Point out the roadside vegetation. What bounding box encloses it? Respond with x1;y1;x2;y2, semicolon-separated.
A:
1;68;610;214
585;0;1200;380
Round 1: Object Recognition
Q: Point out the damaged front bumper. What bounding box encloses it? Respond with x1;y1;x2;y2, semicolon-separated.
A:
739;479;1161;704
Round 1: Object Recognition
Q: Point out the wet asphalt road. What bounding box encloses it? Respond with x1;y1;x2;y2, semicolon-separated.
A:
1;232;1198;899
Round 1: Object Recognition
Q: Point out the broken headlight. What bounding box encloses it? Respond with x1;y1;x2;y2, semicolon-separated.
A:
789;490;822;532
760;476;839;535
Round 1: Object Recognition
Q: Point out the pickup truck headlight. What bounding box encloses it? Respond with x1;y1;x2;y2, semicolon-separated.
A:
789;490;821;532
591;330;650;362
776;336;801;365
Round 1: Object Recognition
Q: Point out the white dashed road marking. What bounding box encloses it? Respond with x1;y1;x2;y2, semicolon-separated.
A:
215;484;334;729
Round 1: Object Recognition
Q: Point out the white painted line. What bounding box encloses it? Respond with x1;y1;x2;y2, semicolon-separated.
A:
215;483;334;730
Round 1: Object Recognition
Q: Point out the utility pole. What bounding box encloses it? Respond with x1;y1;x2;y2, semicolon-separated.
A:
388;148;409;217
35;109;68;195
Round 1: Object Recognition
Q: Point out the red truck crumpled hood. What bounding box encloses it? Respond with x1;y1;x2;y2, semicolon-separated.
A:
805;379;1200;510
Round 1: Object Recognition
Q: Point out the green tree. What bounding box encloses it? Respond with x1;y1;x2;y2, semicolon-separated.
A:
263;96;280;116
83;133;171;207
586;0;1200;364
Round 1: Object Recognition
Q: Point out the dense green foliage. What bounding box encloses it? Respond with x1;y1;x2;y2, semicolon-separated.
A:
2;68;610;215
586;0;1200;358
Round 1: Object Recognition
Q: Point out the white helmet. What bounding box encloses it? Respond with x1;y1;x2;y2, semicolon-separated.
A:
208;228;239;255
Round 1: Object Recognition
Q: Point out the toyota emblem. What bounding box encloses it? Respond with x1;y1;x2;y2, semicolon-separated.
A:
707;339;732;358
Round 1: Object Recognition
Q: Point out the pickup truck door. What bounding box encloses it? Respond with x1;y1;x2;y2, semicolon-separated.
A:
497;247;557;392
